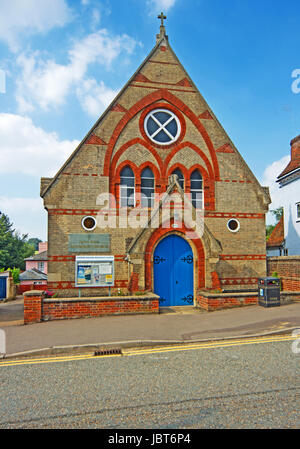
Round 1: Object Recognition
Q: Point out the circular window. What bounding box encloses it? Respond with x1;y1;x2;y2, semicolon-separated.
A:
82;216;96;231
227;219;240;233
144;109;181;145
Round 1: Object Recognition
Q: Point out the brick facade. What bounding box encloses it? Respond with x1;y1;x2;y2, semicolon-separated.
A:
40;29;270;305
23;291;159;324
267;256;300;291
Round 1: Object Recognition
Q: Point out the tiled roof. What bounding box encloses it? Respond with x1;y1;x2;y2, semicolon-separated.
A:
266;215;284;248
277;159;300;179
24;251;48;261
278;134;300;179
19;268;47;281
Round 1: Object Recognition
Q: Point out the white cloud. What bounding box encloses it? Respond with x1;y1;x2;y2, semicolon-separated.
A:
76;79;118;117
0;196;47;239
0;0;72;52
147;0;177;13
261;155;290;224
0;113;79;177
16;30;137;113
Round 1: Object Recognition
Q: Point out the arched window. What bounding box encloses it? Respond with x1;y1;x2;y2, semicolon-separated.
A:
172;168;184;190
141;167;155;207
190;170;203;209
120;166;135;207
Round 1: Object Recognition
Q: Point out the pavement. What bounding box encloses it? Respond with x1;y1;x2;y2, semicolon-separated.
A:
1;297;300;358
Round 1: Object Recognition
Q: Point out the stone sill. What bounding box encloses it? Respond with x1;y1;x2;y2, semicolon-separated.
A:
43;293;160;303
267;256;300;260
198;290;257;299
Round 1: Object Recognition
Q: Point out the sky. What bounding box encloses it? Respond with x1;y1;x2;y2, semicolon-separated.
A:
0;0;299;240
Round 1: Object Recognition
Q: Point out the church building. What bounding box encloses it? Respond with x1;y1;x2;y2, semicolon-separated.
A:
40;15;271;308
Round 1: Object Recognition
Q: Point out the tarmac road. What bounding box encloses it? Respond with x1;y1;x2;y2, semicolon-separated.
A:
0;338;299;429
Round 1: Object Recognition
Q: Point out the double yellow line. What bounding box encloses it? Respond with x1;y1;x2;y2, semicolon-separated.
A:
0;334;297;368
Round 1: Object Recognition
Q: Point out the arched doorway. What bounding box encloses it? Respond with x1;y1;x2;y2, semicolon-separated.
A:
153;234;194;307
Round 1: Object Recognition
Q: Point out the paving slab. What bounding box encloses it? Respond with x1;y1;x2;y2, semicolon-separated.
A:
1;301;300;357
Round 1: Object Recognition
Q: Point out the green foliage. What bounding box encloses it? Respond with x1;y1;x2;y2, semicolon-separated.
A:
11;267;20;284
266;224;275;240
0;211;35;271
27;238;42;251
270;207;283;222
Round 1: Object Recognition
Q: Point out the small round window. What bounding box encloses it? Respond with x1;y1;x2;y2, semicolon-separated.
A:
144;109;181;145
227;219;240;233
82;216;96;231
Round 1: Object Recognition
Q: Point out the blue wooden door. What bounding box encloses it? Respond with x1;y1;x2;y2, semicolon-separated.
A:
153;234;194;306
0;278;6;300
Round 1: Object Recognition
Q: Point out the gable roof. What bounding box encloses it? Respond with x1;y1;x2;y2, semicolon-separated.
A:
24;250;48;261
266;215;284;248
40;28;270;208
20;268;47;281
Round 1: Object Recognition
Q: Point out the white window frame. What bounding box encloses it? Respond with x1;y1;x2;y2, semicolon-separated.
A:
81;216;97;231
120;184;136;208
296;202;300;221
38;261;45;272
227;218;240;233
144;109;181;145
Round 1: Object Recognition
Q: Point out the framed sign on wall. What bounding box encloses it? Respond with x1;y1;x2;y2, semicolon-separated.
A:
75;255;114;287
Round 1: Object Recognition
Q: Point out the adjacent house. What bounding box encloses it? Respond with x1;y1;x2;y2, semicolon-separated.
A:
19;242;48;293
275;135;300;255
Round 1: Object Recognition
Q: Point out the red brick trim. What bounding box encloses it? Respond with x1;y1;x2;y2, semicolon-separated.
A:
85;134;107;145
132;77;193;89
163;141;215;181
110;138;164;184
176;77;192;87
129;84;197;94
220;255;266;260
48;255;125;262
111;103;128;113
139;102;187;150
198;110;213;120
47;280;128;290
47;209;264;219
144;222;206;291
217;179;252;183
149;60;179;66
205;212;264;219
103;89;220;181
219;277;258;286
134;73;152;83
216;143;234;153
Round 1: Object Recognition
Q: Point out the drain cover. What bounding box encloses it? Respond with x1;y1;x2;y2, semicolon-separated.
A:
94;348;122;356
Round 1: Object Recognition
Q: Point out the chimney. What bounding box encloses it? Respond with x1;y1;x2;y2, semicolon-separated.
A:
38;242;48;253
290;135;300;162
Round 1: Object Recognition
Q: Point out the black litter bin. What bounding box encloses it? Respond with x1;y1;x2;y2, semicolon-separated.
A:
258;277;281;307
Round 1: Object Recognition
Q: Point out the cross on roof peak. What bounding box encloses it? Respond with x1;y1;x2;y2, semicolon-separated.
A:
156;12;168;43
158;12;166;27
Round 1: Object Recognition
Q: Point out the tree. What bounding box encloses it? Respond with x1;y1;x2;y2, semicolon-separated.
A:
266;207;284;241
0;211;35;270
270;207;283;222
27;237;42;252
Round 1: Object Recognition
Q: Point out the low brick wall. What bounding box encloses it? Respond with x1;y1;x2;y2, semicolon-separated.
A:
267;256;300;291
24;291;159;324
196;291;258;311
